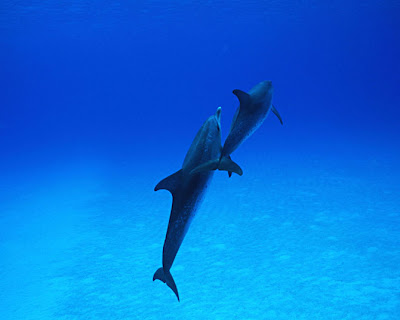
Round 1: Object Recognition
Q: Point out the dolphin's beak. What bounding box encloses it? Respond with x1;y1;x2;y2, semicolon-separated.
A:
215;107;222;122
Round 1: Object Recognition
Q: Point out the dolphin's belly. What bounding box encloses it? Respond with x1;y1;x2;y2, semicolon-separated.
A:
162;171;213;270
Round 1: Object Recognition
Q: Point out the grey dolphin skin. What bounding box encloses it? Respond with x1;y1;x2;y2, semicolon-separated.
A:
221;80;283;175
153;107;242;301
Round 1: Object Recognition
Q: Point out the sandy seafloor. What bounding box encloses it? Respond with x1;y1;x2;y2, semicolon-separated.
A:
1;146;399;320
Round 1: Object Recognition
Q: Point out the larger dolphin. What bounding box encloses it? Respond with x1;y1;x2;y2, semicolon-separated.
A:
221;81;283;175
153;107;242;301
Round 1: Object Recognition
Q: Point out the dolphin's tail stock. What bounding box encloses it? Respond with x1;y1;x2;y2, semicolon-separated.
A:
153;267;180;301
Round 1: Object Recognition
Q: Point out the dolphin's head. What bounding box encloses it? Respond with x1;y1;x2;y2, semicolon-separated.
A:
204;106;222;151
208;106;223;158
211;106;222;142
260;80;273;97
214;106;222;132
251;80;273;106
201;106;221;143
182;106;223;170
203;106;222;135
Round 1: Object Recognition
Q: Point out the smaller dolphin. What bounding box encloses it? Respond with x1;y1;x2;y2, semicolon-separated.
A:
153;107;242;301
221;80;283;175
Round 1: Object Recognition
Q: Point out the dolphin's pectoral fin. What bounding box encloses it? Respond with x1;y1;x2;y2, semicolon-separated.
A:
218;156;243;176
190;158;243;176
223;155;236;178
153;267;180;301
233;89;251;107
154;169;182;195
190;160;219;175
271;104;283;125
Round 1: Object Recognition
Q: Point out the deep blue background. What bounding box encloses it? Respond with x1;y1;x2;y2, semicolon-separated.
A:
1;1;399;171
1;2;400;317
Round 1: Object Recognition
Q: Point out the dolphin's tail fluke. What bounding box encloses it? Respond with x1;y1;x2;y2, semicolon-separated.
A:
153;267;180;301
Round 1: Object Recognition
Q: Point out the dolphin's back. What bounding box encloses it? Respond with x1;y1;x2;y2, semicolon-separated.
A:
182;114;221;172
153;107;230;301
221;81;276;157
162;171;211;270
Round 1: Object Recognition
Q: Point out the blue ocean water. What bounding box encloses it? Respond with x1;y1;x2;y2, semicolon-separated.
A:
1;1;400;319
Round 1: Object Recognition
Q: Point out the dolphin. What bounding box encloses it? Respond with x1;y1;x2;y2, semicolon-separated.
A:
221;80;283;176
153;107;242;301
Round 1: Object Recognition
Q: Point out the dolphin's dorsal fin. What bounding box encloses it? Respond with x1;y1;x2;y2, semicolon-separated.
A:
154;169;182;195
233;89;251;107
271;104;283;125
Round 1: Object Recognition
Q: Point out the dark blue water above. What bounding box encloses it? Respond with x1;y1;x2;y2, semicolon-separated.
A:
1;1;399;162
1;1;400;319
